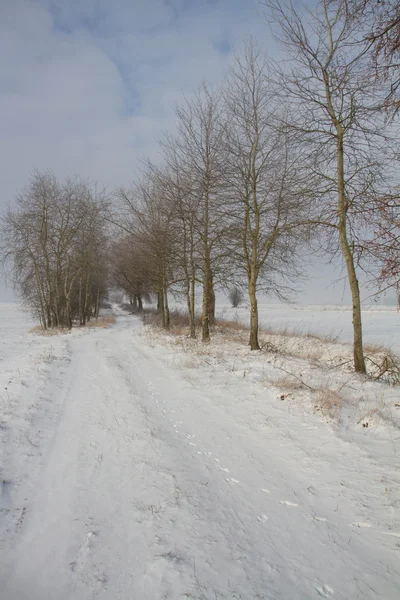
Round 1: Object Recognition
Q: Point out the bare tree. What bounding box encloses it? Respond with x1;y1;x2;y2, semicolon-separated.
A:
117;173;179;329
110;233;153;311
350;0;400;114
1;171;109;328
228;286;244;308
224;42;309;349
174;84;228;342
148;152;201;338
364;196;400;304
264;0;398;372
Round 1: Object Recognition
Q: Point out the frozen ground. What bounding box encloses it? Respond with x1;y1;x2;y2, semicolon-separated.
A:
0;303;399;599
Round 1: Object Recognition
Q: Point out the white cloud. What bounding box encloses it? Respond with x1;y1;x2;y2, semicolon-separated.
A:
1;0;372;304
0;0;266;207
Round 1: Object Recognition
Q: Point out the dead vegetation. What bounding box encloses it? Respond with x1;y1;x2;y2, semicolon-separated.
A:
30;314;116;335
85;315;116;328
365;351;400;385
138;307;399;429
140;307;400;386
313;388;344;420
263;372;344;420
30;325;69;336
142;308;202;335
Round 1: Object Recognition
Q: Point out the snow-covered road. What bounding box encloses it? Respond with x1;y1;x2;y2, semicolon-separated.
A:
1;308;399;599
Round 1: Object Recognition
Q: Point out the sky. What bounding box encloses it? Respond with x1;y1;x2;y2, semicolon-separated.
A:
0;0;396;305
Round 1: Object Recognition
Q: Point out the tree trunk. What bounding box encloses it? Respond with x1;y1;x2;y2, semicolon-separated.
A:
163;286;170;330
84;277;90;324
202;178;211;342
186;276;196;339
158;286;165;326
248;277;260;350
185;274;194;338
137;295;143;312
189;224;197;339
34;264;47;330
65;294;72;329
157;290;162;313
95;287;100;318
208;278;216;325
183;218;196;339
190;274;196;339
78;277;84;326
336;131;366;373
202;261;211;342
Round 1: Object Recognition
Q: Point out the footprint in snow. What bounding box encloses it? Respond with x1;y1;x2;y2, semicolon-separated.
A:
280;500;298;507
261;488;270;495
350;522;372;528
256;514;269;523
220;467;230;473
382;531;400;538
226;478;240;485
188;442;196;447
316;584;334;597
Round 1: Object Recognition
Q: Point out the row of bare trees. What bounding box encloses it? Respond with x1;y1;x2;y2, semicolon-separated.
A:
112;68;310;351
1;171;109;329
1;1;398;374
111;0;399;375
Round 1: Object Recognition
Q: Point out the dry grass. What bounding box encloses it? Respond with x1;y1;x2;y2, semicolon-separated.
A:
141;309;345;365
263;372;345;420
275;376;306;391
30;314;116;334
214;318;247;332
263;374;306;392
313;388;344;419
30;325;69;336
365;350;400;385
86;315;116;328
257;325;339;344
142;309;339;345
141;307;400;385
364;342;391;354
142;308;202;334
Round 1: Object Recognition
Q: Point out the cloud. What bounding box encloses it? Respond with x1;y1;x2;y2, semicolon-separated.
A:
1;0;380;304
0;0;266;204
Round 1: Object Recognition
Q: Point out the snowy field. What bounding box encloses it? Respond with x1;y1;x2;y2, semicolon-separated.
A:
213;302;400;354
0;302;399;599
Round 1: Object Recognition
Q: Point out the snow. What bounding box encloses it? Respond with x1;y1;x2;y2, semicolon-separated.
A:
215;302;400;354
1;303;399;599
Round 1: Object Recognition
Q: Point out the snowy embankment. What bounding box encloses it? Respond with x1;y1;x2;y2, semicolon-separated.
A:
0;303;399;599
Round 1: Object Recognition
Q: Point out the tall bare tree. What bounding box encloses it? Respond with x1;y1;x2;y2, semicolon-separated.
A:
350;0;400;114
1;171;109;328
265;0;397;372
110;233;154;310
118;174;179;329
174;84;227;342
224;42;309;349
149;151;201;338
